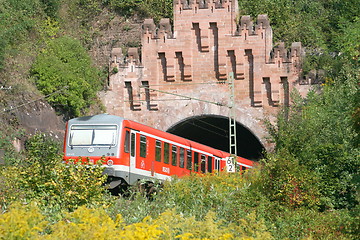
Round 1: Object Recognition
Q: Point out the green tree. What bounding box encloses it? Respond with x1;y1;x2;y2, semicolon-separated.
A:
31;36;103;118
267;75;359;209
335;17;360;65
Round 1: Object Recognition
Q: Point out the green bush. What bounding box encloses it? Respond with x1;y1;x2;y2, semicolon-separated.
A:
31;36;103;118
269;207;359;239
266;74;359;209
260;152;321;209
0;130;26;208
1;134;108;213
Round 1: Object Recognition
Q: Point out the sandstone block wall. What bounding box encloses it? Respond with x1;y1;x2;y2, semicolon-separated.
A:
100;0;311;148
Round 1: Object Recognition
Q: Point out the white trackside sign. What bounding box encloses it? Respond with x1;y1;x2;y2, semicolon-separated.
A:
225;157;235;172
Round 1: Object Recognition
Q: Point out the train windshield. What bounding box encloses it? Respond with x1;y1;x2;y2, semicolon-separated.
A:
69;125;117;146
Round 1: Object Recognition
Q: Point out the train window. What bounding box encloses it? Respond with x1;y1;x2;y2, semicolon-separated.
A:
200;155;206;173
70;129;92;145
194;152;199;172
186;150;192;170
179;147;185;168
164;142;170;164
69;125;117;146
124;131;130;153
241;166;247;171
207;156;213;173
140;135;147;158
130;133;135;157
172;145;177;166
155;140;162;162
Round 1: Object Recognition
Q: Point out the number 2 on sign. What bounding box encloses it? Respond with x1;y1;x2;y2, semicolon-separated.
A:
226;157;235;172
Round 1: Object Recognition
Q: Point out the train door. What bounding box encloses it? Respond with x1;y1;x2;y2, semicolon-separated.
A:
129;130;137;184
214;157;221;172
155;140;162;176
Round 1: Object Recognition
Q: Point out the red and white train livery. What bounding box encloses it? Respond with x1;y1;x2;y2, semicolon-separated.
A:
63;114;254;188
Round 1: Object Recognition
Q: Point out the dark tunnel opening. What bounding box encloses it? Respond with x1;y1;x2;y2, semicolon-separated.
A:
166;115;265;161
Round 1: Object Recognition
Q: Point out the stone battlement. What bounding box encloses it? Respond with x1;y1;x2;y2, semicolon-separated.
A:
142;14;274;42
238;15;270;35
143;18;173;39
174;0;236;11
117;13;301;83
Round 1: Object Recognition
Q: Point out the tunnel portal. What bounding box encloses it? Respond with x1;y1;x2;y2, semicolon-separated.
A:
166;115;265;160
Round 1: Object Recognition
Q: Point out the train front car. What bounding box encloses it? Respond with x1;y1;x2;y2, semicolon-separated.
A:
63;114;255;193
63;114;129;189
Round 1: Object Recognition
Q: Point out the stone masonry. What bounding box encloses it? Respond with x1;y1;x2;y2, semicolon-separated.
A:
100;0;311;150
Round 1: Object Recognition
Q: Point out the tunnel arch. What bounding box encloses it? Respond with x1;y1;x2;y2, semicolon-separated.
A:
166;114;265;160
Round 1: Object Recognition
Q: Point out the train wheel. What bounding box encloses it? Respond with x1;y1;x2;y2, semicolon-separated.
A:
107;178;129;196
138;180;161;200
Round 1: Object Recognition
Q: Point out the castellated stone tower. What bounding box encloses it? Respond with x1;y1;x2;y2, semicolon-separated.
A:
101;0;308;148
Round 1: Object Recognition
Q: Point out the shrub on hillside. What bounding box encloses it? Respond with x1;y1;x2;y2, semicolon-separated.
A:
0;0;44;70
106;0;172;21
31;36;103;118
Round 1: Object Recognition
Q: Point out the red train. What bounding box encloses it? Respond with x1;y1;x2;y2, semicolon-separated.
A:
63;114;254;190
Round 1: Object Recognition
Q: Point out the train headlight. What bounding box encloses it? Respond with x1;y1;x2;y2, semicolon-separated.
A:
107;159;113;166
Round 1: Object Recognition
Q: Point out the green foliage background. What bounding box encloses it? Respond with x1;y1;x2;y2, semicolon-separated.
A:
266;77;359;209
104;0;173;21
0;0;43;70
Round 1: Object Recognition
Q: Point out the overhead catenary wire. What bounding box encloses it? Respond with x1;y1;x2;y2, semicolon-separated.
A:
2;76;236;144
139;74;238;155
1;86;68;114
143;81;226;87
140;86;228;107
132;86;232;139
167;113;230;139
134;80;235;138
124;95;231;138
125;98;194;102
190;118;228;136
185;120;229;138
